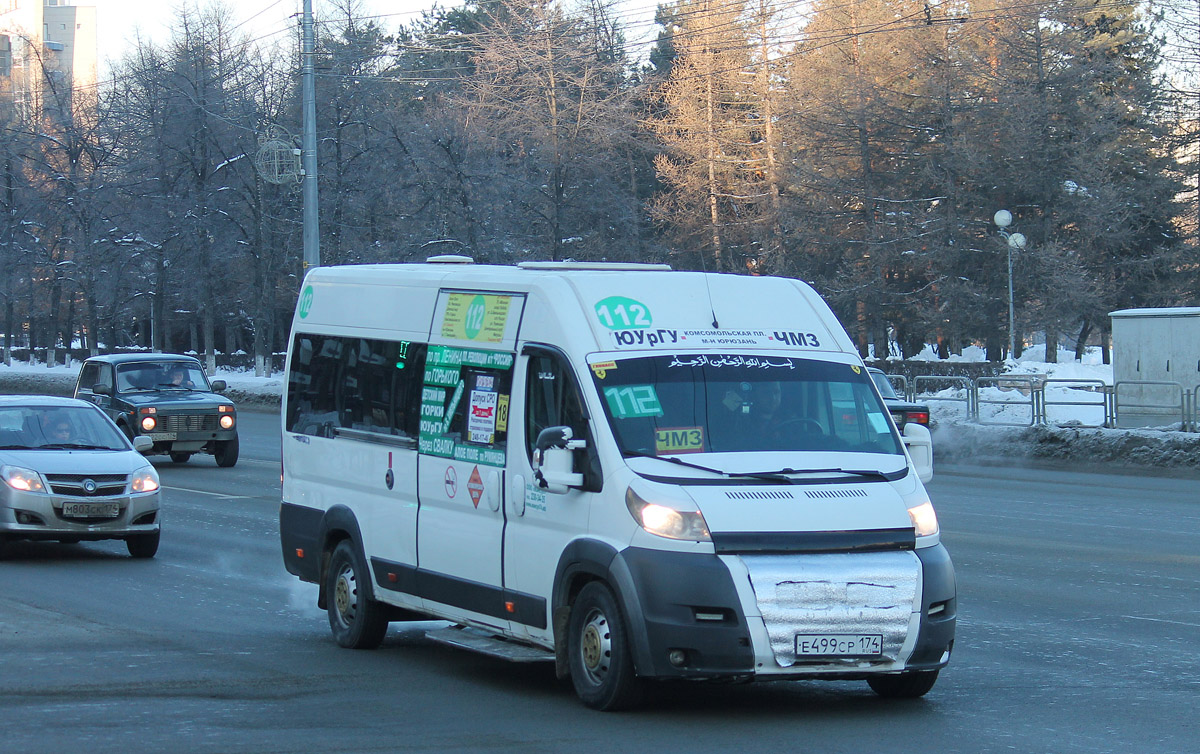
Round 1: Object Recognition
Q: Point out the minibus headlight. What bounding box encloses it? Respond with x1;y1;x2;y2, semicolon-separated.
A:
2;465;46;493
908;500;939;538
131;466;160;494
626;487;710;542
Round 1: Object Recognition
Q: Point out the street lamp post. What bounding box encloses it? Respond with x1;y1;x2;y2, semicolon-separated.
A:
992;210;1026;360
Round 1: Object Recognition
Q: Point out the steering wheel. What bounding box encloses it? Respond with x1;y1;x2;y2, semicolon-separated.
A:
773;417;825;437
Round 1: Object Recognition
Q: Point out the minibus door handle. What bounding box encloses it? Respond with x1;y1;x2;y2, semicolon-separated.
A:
511;474;526;517
487;470;501;512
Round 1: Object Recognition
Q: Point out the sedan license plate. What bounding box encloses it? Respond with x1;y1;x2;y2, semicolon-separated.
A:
796;634;883;657
61;502;120;518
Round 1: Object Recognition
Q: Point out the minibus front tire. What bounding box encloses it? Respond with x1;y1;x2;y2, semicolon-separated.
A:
326;540;388;649
867;669;939;698
568;581;643;711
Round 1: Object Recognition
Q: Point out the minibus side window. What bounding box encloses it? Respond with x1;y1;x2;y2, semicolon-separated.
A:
449;367;511;448
340;339;428;437
287;333;427;441
525;352;601;489
287;334;344;437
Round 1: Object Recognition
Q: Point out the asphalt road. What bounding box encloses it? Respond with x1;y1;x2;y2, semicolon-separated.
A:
0;412;1197;753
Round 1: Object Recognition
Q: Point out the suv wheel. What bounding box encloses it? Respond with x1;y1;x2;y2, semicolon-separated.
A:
214;435;239;467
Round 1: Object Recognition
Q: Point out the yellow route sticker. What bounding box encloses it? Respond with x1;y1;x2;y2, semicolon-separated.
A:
496;394;510;432
441;293;512;342
655;426;705;455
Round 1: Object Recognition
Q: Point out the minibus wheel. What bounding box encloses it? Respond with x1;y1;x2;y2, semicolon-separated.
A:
568;581;642;710
867;669;939;698
326;540;388;649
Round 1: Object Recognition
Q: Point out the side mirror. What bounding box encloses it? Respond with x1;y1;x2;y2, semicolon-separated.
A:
132;435;153;453
210;379;227;392
533;426;585;494
903;423;933;483
92;384;112;396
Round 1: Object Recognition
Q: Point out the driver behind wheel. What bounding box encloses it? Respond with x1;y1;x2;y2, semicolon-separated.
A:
721;381;788;450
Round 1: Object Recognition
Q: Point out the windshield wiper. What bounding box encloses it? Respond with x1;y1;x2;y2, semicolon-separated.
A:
622;451;904;483
744;466;906;482
621;450;794;481
38;443;114;450
0;444;34;450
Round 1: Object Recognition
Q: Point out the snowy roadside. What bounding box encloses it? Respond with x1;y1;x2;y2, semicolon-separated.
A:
3;356;1198;474
0;362;283;412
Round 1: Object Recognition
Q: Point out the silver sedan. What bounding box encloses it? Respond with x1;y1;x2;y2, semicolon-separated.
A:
0;395;161;558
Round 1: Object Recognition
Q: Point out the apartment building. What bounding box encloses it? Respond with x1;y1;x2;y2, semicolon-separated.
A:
0;0;97;118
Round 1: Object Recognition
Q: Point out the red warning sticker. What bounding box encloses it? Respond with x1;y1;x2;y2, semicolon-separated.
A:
467;465;485;509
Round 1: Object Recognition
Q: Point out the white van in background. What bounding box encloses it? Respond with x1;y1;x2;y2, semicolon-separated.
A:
279;260;954;710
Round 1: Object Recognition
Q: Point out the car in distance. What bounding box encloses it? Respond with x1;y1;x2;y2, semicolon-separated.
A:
867;367;931;431
73;354;239;467
0;396;161;558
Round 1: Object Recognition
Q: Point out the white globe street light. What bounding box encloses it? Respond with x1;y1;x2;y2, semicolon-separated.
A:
993;211;1024;360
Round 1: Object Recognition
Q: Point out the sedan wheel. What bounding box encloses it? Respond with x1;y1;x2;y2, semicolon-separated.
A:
126;530;160;559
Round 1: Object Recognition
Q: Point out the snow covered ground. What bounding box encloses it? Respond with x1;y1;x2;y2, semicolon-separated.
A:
2;347;1197;472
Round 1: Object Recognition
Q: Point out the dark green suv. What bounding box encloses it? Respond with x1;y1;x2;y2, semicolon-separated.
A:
73;354;239;467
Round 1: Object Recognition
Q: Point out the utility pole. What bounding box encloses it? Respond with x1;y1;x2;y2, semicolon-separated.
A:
301;0;320;269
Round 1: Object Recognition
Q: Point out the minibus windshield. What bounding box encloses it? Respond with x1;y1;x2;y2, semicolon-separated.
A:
590;354;903;458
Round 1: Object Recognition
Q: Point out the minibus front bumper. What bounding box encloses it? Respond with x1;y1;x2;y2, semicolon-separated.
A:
608;543;955;680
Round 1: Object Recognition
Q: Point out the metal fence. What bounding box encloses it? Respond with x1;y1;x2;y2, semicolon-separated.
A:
975;375;1042;427
886;373;1198;432
911;375;977;420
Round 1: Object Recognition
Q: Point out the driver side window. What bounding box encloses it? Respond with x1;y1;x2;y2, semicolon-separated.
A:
525;352;587;462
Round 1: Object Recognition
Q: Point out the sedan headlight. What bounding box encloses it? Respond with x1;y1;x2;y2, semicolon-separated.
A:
907;500;939;538
626;487;710;541
1;465;46;493
131;466;160;494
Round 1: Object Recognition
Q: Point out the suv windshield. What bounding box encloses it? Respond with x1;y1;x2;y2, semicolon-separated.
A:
590;354;903;457
116;362;210;393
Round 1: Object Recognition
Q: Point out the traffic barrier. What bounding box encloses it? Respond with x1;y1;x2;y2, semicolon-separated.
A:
1112;380;1187;431
879;373;1199;433
912;375;976;420
974;375;1042;427
1040;379;1110;428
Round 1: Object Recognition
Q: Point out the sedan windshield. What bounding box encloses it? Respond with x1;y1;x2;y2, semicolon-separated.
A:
869;370;900;400
0;405;130;450
590;354;902;458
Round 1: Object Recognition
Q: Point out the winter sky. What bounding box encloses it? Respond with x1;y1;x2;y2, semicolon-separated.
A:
94;0;433;70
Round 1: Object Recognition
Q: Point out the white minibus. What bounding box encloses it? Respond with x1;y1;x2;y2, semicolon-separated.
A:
280;260;954;710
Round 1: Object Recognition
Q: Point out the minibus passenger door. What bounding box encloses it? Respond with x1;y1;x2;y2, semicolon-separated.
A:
415;346;515;631
504;347;601;642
